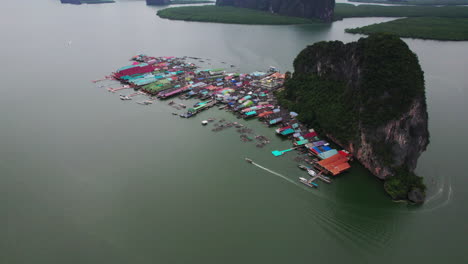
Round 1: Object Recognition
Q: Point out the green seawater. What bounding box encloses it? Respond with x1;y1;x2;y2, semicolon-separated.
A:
0;0;466;263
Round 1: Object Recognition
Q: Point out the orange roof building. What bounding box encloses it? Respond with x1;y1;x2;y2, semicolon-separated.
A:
316;154;351;176
270;72;285;79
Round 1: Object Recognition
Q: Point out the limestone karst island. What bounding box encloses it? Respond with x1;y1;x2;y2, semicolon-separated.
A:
2;0;467;263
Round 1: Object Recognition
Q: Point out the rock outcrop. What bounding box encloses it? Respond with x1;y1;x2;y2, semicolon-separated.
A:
280;34;429;202
216;0;335;22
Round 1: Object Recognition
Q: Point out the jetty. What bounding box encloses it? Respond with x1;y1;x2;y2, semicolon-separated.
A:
299;177;318;188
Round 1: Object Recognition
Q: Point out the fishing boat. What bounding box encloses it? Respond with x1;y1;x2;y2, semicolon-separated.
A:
321;175;332;181
307;168;317;177
245;158;253;164
299;177;318;188
319;175;332;184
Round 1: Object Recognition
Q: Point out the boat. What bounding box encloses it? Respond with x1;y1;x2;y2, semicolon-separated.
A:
137;100;153;105
245;158;253;164
120;95;131;100
298;164;308;170
321;175;332;181
202;120;208;125
299;177;318;188
319;175;332;184
307;168;317;177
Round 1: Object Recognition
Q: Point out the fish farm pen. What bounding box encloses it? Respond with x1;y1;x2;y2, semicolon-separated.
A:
94;54;353;188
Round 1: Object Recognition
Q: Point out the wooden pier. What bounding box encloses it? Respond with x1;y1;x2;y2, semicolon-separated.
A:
107;85;131;93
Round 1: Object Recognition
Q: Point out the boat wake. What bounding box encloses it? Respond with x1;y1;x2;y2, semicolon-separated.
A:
253;162;296;184
418;171;454;213
250;161;323;195
250;161;394;254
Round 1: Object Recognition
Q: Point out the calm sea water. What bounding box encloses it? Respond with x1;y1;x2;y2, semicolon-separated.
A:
0;0;467;263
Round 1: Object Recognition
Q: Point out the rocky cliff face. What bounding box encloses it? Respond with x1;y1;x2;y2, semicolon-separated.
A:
147;0;170;5
281;34;429;202
216;0;335;22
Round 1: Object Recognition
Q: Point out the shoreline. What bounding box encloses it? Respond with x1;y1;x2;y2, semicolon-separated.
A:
156;6;324;25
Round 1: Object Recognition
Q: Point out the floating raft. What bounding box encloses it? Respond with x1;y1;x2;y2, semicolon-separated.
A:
272;148;295;157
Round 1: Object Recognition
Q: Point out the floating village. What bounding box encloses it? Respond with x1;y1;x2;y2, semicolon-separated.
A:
93;55;353;188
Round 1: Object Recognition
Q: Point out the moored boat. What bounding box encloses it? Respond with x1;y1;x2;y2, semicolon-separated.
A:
299;177;318;188
307;168;317;177
318;174;332;184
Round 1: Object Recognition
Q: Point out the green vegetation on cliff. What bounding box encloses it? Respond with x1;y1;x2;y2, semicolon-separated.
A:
277;34;428;200
277;75;358;141
157;6;322;25
334;3;468;20
384;167;425;200
346;17;468;41
281;34;424;130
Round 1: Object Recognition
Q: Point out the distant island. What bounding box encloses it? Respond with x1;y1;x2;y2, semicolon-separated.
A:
277;33;429;203
60;0;115;4
157;6;323;25
337;4;468;40
216;0;335;22
333;3;468;20
349;0;468;5
156;3;468;40
346;17;468;41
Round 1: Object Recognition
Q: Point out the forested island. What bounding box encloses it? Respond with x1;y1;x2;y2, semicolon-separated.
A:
156;2;468;40
346;17;468;41
277;34;429;203
216;0;335;22
334;3;468;19
157;6;322;24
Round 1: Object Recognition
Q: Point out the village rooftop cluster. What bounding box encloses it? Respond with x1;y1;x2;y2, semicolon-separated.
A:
94;55;353;187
